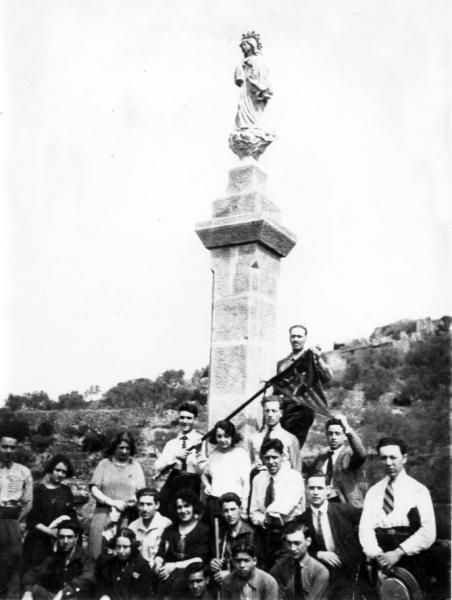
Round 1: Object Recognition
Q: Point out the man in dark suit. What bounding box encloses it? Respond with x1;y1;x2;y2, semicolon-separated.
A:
310;414;367;507
301;473;370;600
276;324;331;449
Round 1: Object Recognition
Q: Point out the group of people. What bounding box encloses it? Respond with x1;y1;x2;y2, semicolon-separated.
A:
0;325;438;600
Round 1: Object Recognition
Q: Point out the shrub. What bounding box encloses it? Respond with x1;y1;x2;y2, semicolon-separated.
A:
0;410;30;441
36;421;55;436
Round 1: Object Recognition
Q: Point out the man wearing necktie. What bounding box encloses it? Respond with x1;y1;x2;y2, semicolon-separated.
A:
154;403;205;519
310;414;367;508
276;325;331;450
301;474;368;600
248;396;301;472
359;437;436;591
249;439;305;568
270;520;329;600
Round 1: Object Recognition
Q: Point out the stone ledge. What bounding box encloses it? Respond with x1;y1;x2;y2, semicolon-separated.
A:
212;191;281;220
195;215;297;258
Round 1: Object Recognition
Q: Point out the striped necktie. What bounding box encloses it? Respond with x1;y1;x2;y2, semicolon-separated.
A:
383;480;394;514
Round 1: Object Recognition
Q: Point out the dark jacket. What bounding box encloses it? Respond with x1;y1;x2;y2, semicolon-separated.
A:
215;519;265;569
23;546;95;597
310;431;367;507
95;553;155;600
302;503;363;576
157;521;210;564
270;554;329;600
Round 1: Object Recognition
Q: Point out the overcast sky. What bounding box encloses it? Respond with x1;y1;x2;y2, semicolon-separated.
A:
1;0;450;401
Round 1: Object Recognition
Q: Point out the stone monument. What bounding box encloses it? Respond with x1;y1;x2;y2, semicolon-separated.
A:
196;32;297;428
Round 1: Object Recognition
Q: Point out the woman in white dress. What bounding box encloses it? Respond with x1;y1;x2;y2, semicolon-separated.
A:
201;420;251;528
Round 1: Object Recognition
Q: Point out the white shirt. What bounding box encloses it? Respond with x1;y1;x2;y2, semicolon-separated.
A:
204;446;251;506
250;467;305;527
310;502;335;552
359;469;436;558
321;447;341;473
128;512;172;567
154;429;205;475
248;424;302;471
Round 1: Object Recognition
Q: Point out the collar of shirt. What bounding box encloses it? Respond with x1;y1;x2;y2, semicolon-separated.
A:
0;461;13;469
268;423;283;436
177;430;200;441
311;501;329;517
289;349;305;362
383;468;408;488
298;553;312;568
263;468;284;485
328;447;342;459
243;570;258;590
135;514;164;533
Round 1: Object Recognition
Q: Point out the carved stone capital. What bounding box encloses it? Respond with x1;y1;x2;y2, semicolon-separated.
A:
229;127;277;160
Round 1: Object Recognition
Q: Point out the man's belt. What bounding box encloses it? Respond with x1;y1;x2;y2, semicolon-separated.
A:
376;527;412;536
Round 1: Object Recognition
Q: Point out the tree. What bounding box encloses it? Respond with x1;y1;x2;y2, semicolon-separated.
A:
5;394;27;411
156;370;185;389
101;378;172;409
57;391;86;410
83;385;101;401
23;391;53;411
400;332;450;402
0;409;30;441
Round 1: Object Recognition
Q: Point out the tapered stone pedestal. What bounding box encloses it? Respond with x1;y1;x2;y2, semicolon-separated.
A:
196;163;296;428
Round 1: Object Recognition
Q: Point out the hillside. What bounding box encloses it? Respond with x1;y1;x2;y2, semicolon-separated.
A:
0;316;449;539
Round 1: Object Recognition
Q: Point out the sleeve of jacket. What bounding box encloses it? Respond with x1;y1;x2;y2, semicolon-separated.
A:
263;573;280;600
133;559;156;600
70;553;96;592
22;556;53;591
306;561;329;600
94;555;110;598
345;429;366;470
156;526;171;559
25;484;44;530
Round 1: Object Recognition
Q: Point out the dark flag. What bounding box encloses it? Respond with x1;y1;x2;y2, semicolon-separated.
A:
273;349;331;448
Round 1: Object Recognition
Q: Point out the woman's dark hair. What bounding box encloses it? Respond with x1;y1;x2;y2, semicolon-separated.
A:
114;527;140;558
44;454;75;478
208;420;241;446
173;487;202;517
105;431;136;457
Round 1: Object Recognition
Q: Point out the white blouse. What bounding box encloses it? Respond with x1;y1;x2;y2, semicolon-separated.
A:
204;446;251;506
